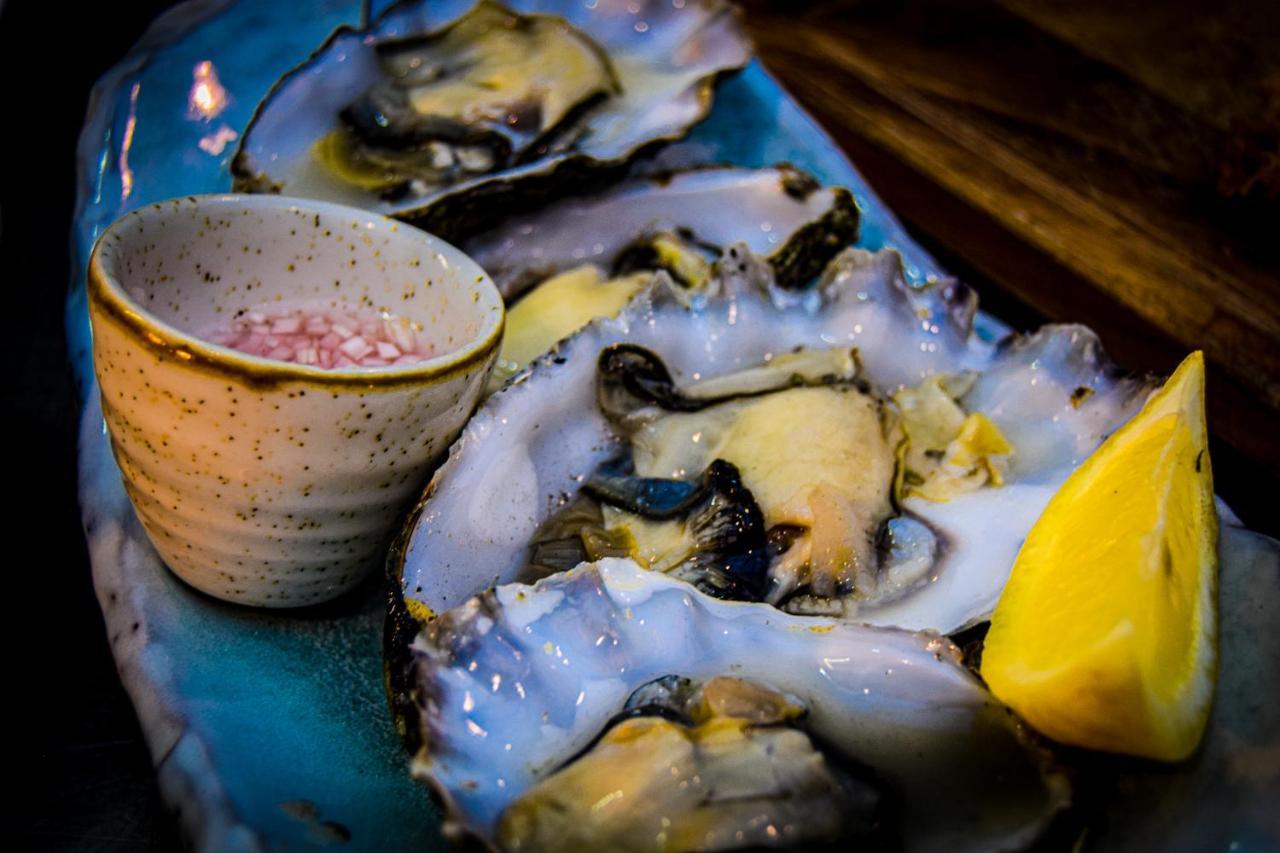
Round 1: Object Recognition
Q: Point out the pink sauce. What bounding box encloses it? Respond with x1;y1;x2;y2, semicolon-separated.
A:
202;301;435;369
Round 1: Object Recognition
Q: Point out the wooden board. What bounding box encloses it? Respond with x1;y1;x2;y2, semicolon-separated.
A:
741;0;1280;504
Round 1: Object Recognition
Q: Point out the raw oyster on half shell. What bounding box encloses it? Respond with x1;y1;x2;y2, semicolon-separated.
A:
466;165;859;298
233;0;751;240
406;559;1068;852
393;245;1152;638
319;1;620;194
481;165;859;387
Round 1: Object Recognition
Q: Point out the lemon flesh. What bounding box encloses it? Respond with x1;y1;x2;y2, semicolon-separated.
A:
981;351;1218;761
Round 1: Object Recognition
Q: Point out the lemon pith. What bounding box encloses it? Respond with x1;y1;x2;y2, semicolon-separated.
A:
981;351;1218;761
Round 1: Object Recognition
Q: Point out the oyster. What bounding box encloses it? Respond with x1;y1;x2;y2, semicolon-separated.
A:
406;559;1068;852
466;165;860;298
233;0;751;240
321;2;620;193
483;165;859;387
395;246;1151;634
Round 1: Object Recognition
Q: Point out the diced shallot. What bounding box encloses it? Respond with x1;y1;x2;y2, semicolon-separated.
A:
339;335;373;360
387;320;416;354
202;300;436;369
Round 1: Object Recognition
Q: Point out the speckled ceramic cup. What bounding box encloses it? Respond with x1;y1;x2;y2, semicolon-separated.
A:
88;195;503;607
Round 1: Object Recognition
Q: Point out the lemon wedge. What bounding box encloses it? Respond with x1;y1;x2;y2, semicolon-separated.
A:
981;351;1218;761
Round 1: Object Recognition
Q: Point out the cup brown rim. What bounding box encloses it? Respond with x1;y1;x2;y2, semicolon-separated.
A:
88;194;505;391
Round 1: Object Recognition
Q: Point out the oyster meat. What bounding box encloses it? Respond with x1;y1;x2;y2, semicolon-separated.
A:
317;1;620;195
407;559;1068;852
554;342;953;610
233;0;751;239
497;675;892;851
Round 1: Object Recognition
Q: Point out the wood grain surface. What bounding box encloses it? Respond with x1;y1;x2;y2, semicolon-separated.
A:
741;0;1280;484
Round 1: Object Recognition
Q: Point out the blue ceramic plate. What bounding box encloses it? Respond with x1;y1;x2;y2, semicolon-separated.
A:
72;2;1280;851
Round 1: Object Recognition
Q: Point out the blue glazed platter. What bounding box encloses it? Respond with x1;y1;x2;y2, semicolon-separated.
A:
71;1;1280;851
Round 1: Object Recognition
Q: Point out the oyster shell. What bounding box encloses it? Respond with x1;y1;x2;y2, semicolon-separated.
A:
465;165;859;297
232;0;751;240
395;246;1151;635
407;559;1068;852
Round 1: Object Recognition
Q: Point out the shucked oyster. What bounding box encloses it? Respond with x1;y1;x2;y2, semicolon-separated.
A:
320;2;620;193
406;560;1067;852
481;165;859;386
233;0;751;239
394;245;1151;635
466;165;860;298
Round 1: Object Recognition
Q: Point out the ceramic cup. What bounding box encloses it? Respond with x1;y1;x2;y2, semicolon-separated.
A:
88;195;504;607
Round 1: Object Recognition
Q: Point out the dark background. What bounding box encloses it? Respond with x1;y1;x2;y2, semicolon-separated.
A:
5;0;1276;850
4;1;184;849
